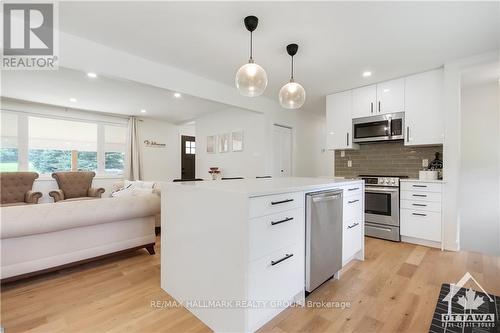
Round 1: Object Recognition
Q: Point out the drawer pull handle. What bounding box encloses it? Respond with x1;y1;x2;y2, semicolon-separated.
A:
348;187;359;191
412;194;427;197
271;199;294;205
412;203;427;207
271;217;294;226
412;213;427;217
271;253;294;266
347;222;359;229
412;185;427;188
348;199;359;204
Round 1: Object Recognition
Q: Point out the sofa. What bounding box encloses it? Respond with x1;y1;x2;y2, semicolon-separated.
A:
0;194;160;282
0;172;42;206
112;180;161;230
50;171;105;202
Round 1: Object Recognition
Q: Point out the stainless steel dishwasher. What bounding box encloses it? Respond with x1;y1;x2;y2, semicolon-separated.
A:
305;189;343;293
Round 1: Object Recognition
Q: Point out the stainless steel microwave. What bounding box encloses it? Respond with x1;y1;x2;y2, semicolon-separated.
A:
352;112;405;143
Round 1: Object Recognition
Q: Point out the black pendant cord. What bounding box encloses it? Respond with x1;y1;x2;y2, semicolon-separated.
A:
290;55;294;81
249;31;253;61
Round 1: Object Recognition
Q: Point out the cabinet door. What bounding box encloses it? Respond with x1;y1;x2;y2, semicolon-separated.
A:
326;91;358;150
352;85;376;118
342;218;362;264
376;78;405;114
404;69;444;146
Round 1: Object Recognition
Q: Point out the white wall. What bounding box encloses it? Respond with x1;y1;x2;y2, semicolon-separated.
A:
195;108;267;179
138;118;187;182
195;106;334;179
459;81;500;256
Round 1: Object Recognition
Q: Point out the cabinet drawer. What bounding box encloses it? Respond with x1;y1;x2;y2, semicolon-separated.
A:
401;191;441;202
249;209;303;262
247;242;303;330
342;184;363;198
344;195;363;221
249;192;303;218
342;218;362;264
401;199;441;212
401;209;441;242
401;182;442;193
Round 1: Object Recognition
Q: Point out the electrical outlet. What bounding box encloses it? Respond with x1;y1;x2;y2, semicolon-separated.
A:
341;150;345;157
422;159;429;167
347;160;352;168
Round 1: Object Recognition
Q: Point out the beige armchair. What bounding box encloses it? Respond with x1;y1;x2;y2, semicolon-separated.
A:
0;172;42;207
49;171;105;202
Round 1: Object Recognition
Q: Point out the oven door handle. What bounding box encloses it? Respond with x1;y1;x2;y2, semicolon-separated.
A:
365;187;399;193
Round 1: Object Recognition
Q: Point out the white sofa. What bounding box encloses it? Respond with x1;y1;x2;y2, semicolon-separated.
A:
0;194;160;282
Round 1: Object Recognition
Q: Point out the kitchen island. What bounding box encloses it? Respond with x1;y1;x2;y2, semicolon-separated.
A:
160;177;364;332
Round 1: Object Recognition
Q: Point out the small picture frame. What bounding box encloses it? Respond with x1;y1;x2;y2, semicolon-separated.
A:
219;133;230;153
207;135;217;153
232;131;243;152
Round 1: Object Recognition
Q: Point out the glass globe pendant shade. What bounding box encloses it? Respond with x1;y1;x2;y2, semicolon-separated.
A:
235;61;268;97
279;80;306;109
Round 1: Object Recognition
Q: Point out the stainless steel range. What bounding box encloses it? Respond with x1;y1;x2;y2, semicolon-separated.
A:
358;175;407;241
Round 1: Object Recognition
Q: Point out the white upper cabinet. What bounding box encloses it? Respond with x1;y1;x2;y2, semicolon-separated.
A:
352;85;376;119
404;69;444;146
376;78;405;114
326;90;358;150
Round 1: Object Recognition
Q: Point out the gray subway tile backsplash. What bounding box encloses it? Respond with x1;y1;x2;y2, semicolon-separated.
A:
334;141;443;178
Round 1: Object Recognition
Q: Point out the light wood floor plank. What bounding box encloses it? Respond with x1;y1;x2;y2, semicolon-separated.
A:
2;237;499;333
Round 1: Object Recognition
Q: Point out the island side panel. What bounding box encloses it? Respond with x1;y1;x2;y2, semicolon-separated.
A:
161;183;249;332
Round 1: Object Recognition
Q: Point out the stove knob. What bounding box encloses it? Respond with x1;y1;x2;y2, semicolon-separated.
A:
390;179;396;185
383;178;388;184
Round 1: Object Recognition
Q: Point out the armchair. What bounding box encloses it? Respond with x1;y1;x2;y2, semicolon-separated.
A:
49;171;105;202
0;172;42;206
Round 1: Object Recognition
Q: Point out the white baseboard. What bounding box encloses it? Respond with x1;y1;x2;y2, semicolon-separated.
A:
401;236;442;249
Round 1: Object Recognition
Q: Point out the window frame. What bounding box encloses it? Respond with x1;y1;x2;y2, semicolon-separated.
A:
1;110;127;176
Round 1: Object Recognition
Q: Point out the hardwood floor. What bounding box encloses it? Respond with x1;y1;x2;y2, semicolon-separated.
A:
1;237;499;333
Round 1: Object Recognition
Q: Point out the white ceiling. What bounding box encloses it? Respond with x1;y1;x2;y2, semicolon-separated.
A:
1;68;230;124
58;1;500;114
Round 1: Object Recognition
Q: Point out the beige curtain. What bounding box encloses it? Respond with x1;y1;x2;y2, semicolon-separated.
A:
124;117;142;180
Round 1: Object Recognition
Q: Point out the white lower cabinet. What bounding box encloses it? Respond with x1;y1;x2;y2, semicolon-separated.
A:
247;242;303;330
400;181;443;247
343;218;362;263
247;192;305;332
340;184;364;265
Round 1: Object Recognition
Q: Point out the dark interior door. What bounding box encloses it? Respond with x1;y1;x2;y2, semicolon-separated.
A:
181;135;196;179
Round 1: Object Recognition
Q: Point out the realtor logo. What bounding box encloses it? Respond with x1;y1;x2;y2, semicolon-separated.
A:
441;272;496;329
2;2;58;69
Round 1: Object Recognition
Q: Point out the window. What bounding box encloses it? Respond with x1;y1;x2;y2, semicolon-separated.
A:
104;125;126;173
0;112;19;171
185;140;195;154
0;110;127;175
28;116;98;174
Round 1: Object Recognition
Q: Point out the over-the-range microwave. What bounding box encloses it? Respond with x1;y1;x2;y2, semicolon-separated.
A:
352;112;405;143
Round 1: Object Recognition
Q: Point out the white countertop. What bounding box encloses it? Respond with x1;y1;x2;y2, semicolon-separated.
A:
400;178;447;184
162;177;363;197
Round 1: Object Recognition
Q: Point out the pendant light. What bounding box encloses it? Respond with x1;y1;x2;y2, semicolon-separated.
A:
279;44;306;109
235;16;268;97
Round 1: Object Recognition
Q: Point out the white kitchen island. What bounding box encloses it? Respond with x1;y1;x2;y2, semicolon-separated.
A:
160;177;364;333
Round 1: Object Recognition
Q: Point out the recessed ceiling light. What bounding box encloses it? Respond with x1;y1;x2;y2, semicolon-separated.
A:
140;109;147;113
362;71;372;78
174;92;182;98
69;98;77;103
87;72;98;78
